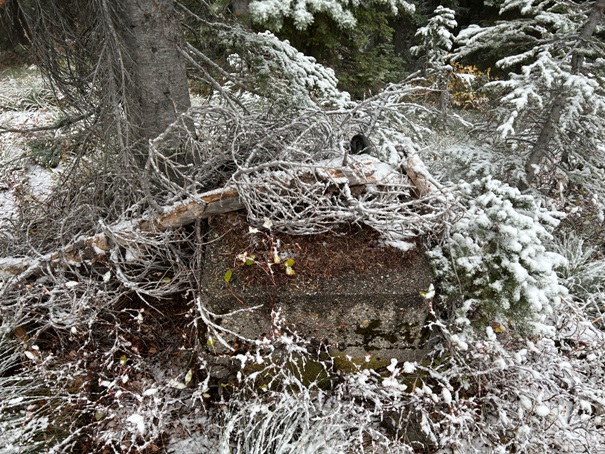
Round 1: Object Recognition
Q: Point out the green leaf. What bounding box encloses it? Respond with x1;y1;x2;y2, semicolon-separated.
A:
245;255;255;265
184;369;193;385
206;336;215;348
285;266;295;276
419;284;435;299
119;354;127;366
285;258;295;267
224;269;233;283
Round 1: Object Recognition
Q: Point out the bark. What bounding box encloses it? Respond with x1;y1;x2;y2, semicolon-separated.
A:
119;0;191;162
524;96;564;186
525;0;605;186
401;152;434;198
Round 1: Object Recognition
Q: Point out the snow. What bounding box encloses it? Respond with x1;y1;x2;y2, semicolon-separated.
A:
494;357;507;369
249;0;414;30
450;334;469;351
386;358;398;373
519;395;532;410
126;414;146;435
534;404;550;417
0;256;35;271
167;426;218;454
0;76;64;229
382;376;407;391
486;326;497;340
411;6;457;66
442;388;452;405
403;361;416;373
1;11;605;453
383;238;416;252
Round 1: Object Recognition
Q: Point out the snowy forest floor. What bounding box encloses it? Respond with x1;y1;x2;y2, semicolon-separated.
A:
1;64;605;453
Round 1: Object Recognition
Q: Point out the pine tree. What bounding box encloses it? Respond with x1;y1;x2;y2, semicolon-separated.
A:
248;0;416;30
411;6;457;119
456;0;605;191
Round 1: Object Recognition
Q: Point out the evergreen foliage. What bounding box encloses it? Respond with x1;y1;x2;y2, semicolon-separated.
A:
275;8;408;98
247;1;415;98
430;177;568;332
456;0;605;192
411;5;457;70
248;0;415;30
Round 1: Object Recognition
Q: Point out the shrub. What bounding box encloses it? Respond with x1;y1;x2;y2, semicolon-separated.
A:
430;176;567;332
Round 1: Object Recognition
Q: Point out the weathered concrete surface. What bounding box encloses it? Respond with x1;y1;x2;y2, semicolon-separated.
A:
200;213;434;365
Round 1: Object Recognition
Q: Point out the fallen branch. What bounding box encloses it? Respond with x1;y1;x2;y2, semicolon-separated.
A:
0;113;90;135
1;156;408;280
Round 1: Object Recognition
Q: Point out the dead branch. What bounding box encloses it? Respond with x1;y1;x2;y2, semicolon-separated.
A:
0;112;90;134
0;149;448;283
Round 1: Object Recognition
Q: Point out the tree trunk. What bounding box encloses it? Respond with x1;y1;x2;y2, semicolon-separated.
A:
119;0;191;163
524;98;563;186
525;0;605;186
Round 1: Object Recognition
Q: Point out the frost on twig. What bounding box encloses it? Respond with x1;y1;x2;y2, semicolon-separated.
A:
144;99;458;243
0;58;468;451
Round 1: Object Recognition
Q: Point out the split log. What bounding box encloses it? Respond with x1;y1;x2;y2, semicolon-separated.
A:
394;144;437;198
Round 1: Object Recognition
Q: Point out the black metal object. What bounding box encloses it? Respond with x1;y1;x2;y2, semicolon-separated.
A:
350;134;374;155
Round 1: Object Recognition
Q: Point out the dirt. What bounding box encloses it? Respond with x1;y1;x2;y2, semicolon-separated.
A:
207;211;422;289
